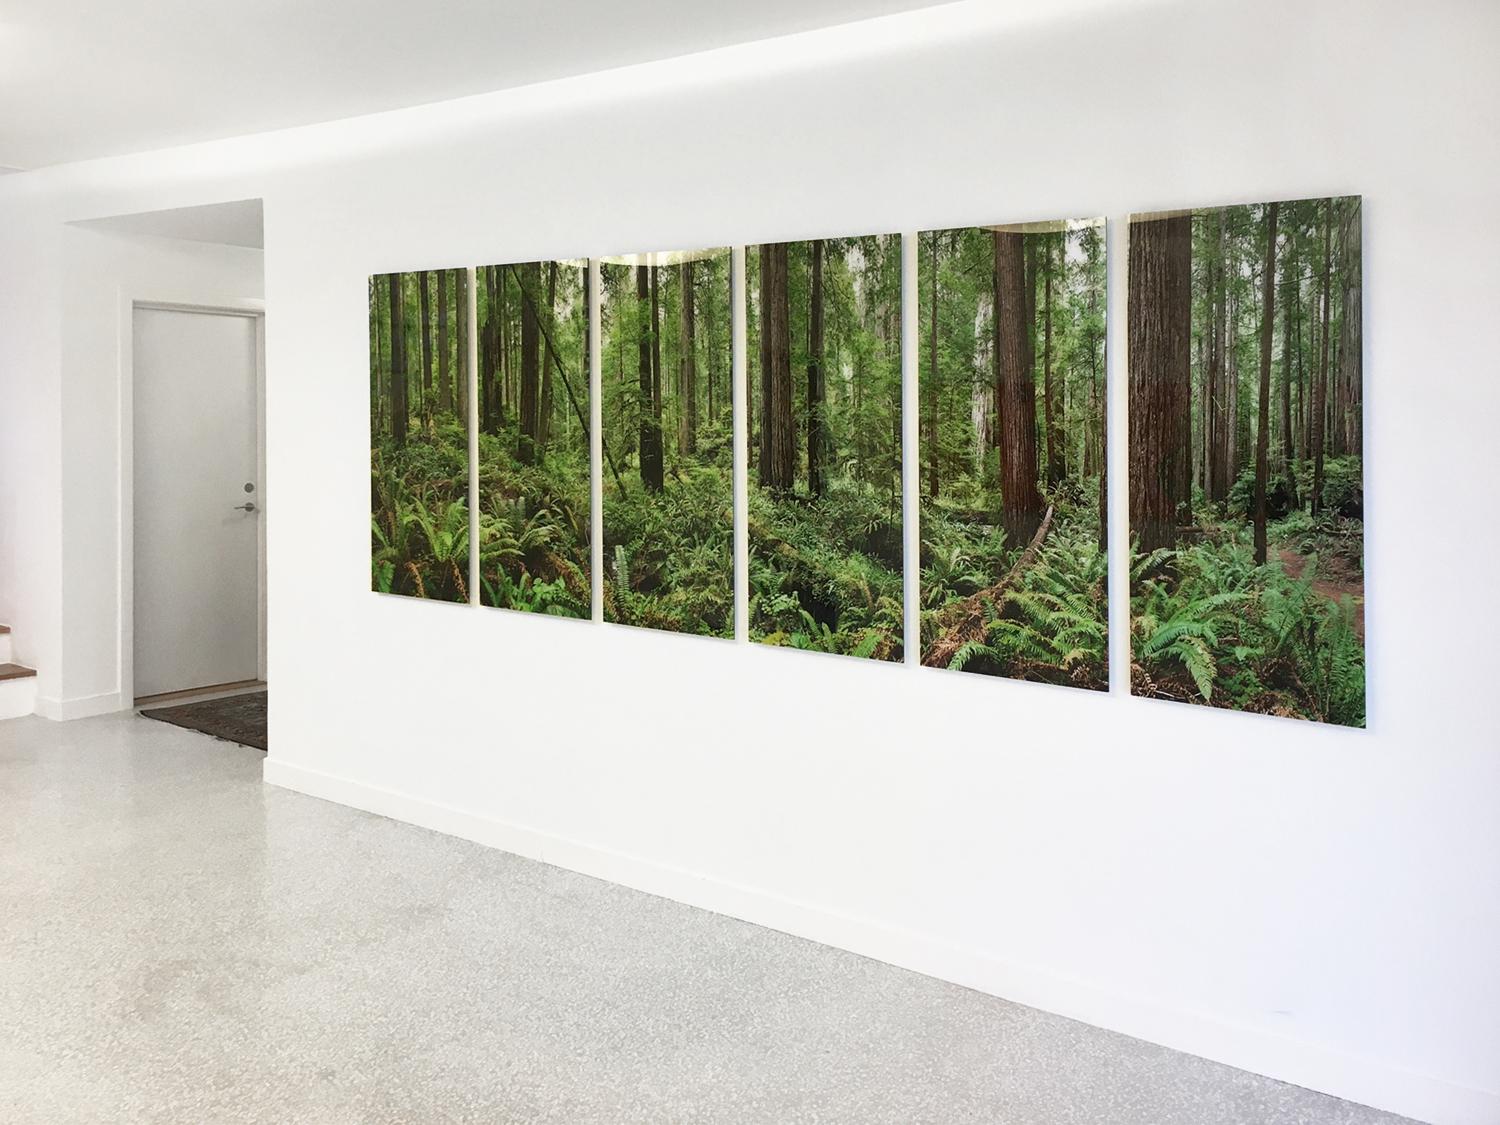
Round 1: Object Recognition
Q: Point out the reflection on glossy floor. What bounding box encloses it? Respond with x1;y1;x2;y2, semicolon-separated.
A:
0;713;1418;1125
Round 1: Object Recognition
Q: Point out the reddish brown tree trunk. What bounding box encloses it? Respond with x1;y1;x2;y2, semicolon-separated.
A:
994;231;1043;548
757;243;795;493
1128;215;1192;552
1311;200;1332;514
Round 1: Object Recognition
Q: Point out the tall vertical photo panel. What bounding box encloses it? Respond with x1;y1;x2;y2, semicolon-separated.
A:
598;250;734;636
918;220;1108;688
1128;197;1364;726
370;268;472;603
475;259;592;618
747;235;904;660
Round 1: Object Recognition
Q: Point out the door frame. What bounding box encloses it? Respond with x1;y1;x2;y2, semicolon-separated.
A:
121;298;267;708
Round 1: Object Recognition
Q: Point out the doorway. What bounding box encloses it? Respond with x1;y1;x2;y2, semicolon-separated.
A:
131;303;265;703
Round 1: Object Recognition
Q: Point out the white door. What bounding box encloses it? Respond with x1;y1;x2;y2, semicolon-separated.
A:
133;307;261;698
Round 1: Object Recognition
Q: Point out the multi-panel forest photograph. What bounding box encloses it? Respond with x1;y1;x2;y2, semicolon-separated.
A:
600;250;734;636
370;200;1365;727
370;268;471;603
747;236;904;661
918;220;1108;689
474;259;592;618
1128;196;1364;727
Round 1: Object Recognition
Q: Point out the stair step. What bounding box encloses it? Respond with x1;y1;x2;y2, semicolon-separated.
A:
0;659;37;720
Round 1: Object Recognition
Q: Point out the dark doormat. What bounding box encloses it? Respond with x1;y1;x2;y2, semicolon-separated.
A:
141;690;267;752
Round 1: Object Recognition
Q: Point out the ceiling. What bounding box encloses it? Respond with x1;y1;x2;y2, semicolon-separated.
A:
0;0;951;170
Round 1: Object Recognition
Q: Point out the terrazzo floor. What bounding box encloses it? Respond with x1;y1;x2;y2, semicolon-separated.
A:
0;712;1420;1124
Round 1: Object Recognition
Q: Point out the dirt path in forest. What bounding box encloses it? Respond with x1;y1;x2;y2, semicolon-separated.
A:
1277;548;1365;641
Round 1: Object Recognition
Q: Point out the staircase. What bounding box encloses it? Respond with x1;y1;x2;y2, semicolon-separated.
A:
0;625;38;720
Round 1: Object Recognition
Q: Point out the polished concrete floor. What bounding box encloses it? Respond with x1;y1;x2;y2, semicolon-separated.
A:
1;713;1416;1125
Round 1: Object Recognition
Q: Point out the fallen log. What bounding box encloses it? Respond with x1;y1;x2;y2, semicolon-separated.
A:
921;504;1054;670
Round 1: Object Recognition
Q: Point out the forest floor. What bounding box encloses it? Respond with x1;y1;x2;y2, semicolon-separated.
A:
1277;546;1365;641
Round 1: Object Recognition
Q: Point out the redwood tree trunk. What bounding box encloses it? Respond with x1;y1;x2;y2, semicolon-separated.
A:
1338;197;1362;457
1312;200;1332;514
1127;215;1192;552
994;231;1043;548
757;243;795;492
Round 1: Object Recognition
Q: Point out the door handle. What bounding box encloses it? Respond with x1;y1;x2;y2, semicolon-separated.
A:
233;502;257;512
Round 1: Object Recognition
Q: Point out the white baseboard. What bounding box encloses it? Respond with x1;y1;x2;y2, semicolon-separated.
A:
35;690;124;721
263;757;1497;1125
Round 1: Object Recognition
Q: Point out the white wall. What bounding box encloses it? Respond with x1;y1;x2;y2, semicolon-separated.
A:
1;1;1496;1122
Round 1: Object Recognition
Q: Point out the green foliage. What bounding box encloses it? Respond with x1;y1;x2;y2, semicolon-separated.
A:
1130;523;1365;727
982;522;1108;687
921;492;1108;688
748;480;903;660
370;419;470;602
476;431;590;619
603;466;734;636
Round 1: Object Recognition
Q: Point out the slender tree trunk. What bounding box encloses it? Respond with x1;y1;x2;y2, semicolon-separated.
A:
637;265;664;491
497;269;509;423
387;274;407;447
650;265;662;439
808;240;827;497
455;269;468;427
418;271;434;421
925;232;939;499
757;243;795;492
1228;289;1240;484
518;262;541;465
704;258;717;424
679;260;697;456
371;278;384;433
538;260;557;449
1279;228;1297;507
1338;197;1362;457
1253;202;1279;565
994;231;1044;547
436;270;452;414
1127;215;1192;552
1312;199;1332;514
1042;235;1063;486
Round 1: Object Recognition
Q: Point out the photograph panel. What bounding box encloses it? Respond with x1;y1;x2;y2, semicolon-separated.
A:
746;235;904;661
475;259;592;618
918;219;1108;690
369;269;472;604
599;249;734;637
1128;197;1364;727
